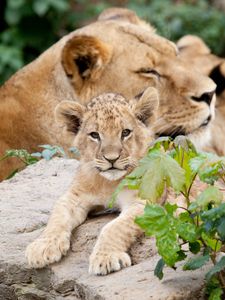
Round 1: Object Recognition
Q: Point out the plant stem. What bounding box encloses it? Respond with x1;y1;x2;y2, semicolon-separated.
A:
210;253;225;289
187;172;198;197
181;191;191;207
177;206;192;214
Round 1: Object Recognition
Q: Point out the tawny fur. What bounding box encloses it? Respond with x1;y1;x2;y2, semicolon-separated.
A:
0;8;216;180
177;35;225;155
25;88;159;275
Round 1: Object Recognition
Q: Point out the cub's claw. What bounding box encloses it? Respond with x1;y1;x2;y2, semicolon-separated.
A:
89;251;131;275
25;234;70;268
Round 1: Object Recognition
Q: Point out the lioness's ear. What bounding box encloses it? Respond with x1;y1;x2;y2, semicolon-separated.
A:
98;8;155;32
62;35;112;92
55;101;85;135
209;62;225;95
177;35;210;55
133;87;159;126
98;7;140;24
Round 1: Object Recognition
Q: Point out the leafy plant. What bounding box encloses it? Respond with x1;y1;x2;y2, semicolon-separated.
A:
112;136;225;298
0;145;79;179
32;144;67;161
0;149;39;179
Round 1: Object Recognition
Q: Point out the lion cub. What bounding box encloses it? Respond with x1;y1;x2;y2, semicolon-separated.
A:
25;88;158;275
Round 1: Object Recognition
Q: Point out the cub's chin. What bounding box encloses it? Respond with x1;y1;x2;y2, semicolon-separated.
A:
100;169;127;181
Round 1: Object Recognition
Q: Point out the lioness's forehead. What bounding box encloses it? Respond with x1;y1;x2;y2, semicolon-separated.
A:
80;20;178;58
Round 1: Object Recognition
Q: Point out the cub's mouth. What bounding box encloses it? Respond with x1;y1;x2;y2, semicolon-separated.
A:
99;168;127;181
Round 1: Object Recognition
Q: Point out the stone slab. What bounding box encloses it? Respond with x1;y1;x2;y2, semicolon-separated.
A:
0;158;208;299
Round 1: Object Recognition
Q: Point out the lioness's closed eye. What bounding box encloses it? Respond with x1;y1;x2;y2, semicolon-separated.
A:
25;87;158;275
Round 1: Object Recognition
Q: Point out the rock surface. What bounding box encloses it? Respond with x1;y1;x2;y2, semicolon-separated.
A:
0;158;208;300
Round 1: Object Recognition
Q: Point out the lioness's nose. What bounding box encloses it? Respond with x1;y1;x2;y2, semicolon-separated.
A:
103;155;120;164
191;90;215;106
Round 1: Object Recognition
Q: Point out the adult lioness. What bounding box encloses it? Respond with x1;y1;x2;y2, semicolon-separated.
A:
26;87;158;275
177;35;225;155
0;8;216;180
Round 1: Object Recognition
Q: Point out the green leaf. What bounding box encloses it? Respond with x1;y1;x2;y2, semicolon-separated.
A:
208;287;223;300
189;241;201;254
189;152;220;173
139;164;165;201
179;212;191;222
174;136;197;153
201;232;222;251
206;276;223;300
176;250;187;261
144;204;166;218
177;222;197;243
189;186;223;211
127;154;156;179
156;230;180;266
183;254;210;270
189;153;224;184
41;148;57;160
38;144;53;149
217;217;225;241
31;152;42;158
1;149;38;165
135;214;168;236
135;205;168;236
8;0;25;9
164;203;178;215
69;147;80;157
33;1;50;16
154;258;165;280
206;256;225;282
49;0;70;12
5;8;22;25
136;150;185;201
148;136;171;151
201;203;225;221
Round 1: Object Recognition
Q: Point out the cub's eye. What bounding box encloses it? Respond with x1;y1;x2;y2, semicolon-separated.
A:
121;129;132;139
89;132;100;140
137;68;161;78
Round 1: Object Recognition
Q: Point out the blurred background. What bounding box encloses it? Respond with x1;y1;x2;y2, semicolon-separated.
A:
0;0;225;86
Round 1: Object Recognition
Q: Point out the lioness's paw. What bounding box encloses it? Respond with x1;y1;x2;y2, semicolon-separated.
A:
25;234;70;268
89;251;131;275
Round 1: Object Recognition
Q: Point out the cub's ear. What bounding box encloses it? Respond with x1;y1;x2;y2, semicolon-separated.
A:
177;35;210;55
209;61;225;95
55;101;85;135
62;35;112;92
133;87;159;126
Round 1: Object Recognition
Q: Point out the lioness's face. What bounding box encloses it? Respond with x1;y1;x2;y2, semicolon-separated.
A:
61;14;216;149
55;88;158;181
177;35;225;107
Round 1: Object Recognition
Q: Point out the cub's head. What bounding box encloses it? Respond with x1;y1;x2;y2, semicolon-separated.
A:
55;88;158;181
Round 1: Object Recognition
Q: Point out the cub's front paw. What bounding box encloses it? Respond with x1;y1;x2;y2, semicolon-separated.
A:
25;233;70;268
89;251;131;275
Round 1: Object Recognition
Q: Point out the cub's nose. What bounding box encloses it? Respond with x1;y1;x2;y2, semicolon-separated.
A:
191;90;215;106
103;155;120;164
